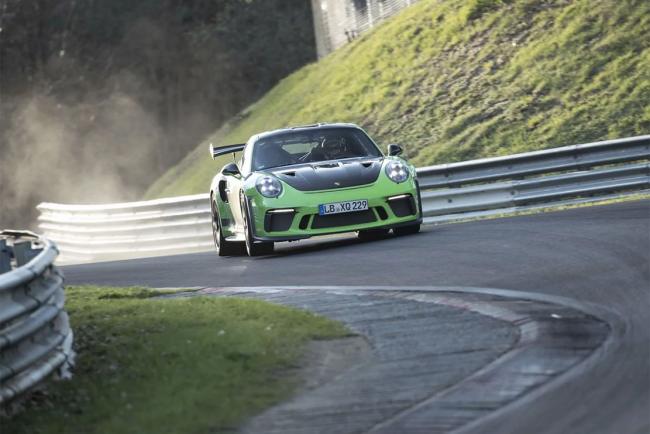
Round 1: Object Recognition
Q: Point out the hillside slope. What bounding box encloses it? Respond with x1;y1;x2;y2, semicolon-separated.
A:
146;0;650;198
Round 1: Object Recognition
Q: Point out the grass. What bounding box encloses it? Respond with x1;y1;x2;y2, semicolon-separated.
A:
145;0;650;199
4;286;348;434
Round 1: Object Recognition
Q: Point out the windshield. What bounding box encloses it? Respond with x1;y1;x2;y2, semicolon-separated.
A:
252;128;382;171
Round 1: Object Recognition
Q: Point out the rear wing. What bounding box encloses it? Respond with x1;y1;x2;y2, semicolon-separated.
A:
209;143;245;160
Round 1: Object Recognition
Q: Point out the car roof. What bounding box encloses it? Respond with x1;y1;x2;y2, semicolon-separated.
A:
250;123;363;143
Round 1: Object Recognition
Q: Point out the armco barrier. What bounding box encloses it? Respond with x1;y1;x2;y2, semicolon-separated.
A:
0;230;74;406
38;135;650;264
38;194;212;264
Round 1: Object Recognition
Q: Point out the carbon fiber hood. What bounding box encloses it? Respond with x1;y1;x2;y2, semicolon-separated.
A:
270;158;383;191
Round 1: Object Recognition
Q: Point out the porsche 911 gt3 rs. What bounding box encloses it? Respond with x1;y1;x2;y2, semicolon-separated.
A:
209;123;421;256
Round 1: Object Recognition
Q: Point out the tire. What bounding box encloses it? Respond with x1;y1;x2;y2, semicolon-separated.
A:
357;228;390;241
393;223;421;236
211;198;242;256
241;198;274;257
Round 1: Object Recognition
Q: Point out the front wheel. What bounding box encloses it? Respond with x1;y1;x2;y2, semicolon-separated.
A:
393;223;421;236
241;199;274;257
212;199;243;256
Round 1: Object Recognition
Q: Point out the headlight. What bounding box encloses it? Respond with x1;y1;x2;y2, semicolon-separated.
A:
385;160;410;183
256;176;283;198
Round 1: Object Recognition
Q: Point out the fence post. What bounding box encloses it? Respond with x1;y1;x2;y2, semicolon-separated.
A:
13;240;41;266
0;239;11;274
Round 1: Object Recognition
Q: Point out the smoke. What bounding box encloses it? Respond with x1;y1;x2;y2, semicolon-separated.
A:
0;0;317;230
0;83;164;229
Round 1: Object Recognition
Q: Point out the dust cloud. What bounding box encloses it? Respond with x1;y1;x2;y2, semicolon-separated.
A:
0;87;164;229
0;0;317;230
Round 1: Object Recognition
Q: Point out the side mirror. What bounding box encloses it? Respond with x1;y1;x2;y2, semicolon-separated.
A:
222;162;241;177
387;144;403;156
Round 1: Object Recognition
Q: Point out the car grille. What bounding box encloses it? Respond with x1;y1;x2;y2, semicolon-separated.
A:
311;209;376;229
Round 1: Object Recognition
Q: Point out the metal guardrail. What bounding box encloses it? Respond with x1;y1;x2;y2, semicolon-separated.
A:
0;231;74;406
417;135;650;219
37;135;650;264
38;194;213;264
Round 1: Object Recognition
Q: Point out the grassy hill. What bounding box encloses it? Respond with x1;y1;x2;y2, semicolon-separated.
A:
146;0;650;198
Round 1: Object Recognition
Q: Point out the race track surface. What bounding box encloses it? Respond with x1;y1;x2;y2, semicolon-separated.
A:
64;200;650;434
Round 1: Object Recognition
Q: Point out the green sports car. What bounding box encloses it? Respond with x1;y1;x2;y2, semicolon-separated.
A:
209;123;422;256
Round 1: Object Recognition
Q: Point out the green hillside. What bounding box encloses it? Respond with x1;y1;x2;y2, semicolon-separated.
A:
146;0;650;198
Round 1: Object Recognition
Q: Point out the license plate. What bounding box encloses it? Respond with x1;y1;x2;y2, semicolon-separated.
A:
319;199;369;215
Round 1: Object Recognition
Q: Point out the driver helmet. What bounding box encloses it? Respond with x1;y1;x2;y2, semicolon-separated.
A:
321;135;347;159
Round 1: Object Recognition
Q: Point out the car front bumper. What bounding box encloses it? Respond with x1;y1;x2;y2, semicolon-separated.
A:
246;177;421;242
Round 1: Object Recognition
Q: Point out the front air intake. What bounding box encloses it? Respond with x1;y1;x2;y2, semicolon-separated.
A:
311;210;376;229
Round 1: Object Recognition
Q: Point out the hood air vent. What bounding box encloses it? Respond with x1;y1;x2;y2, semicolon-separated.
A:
272;158;383;191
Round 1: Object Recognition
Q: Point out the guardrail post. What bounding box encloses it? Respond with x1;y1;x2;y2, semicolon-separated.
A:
13;241;41;266
0;239;11;274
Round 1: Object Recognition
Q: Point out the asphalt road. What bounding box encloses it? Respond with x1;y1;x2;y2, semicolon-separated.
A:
64;200;650;434
226;288;520;434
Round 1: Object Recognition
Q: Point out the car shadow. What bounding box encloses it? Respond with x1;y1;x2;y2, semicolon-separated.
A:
254;229;424;260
